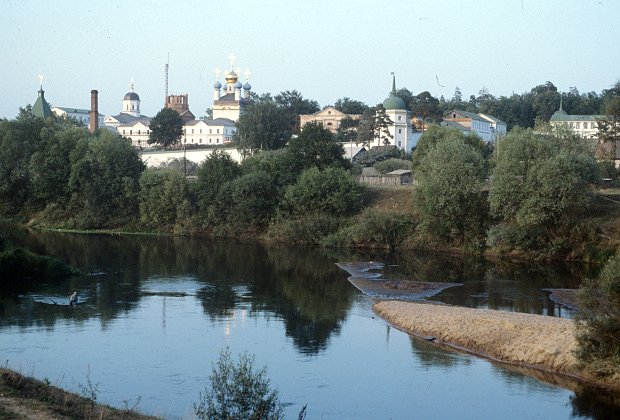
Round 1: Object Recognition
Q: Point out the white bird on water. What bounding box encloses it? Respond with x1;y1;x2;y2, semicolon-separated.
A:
69;291;78;306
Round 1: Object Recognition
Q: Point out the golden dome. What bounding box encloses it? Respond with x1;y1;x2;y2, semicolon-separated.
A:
225;70;238;84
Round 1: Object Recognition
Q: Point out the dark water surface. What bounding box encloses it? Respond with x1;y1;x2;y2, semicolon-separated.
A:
1;227;618;419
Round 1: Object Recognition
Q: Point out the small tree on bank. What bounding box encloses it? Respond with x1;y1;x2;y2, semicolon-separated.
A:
148;108;183;149
194;349;284;420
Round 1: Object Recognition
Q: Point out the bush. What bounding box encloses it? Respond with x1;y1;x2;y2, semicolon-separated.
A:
576;251;620;368
323;209;414;250
194;348;283;420
374;158;411;174
139;169;189;230
0;248;79;284
266;213;344;246
283;167;364;217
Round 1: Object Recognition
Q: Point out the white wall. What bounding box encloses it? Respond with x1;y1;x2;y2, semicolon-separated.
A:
140;148;243;167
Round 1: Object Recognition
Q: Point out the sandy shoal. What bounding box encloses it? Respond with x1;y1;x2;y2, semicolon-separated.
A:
374;300;577;373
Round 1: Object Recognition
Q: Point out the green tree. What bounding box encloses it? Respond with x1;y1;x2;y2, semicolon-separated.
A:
374;158;411;174
139;169;189;230
0;108;46;215
488;128;599;254
29;126;86;210
285;122;349;175
414;136;487;247
283;166;364;217
412;125;485;173
234;102;292;155
335;116;360;143
410;91;442;124
530;81;561;124
194;348;283;420
374;106;394;146
274;90;320;132
68;130;145;228
196;150;241;207
148;108;184;149
596;96;620;165
216;170;279;227
576;251;620;366
334;97;368;114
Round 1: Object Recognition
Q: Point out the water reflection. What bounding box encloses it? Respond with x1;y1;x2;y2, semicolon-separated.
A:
2;226;620;418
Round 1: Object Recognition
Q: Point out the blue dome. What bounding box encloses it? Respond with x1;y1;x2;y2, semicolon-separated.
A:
243;82;252;90
214;81;222;89
234;81;243;89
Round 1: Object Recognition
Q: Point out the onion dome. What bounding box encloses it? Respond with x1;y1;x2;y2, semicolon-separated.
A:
382;74;406;110
243;82;252;90
225;70;238;84
234;81;243;89
214;80;222;89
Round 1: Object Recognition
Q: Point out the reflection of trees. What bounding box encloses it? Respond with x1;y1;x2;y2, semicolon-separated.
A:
570;385;620;419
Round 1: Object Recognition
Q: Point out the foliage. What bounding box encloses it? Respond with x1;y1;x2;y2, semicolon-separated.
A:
285;122;349;174
194;348;283;420
323;209;414;250
488;128;599;255
215;171;279;228
0;248;79;283
29;126;85;210
334;116;360;143
68;130;145;228
234;101;292;154
283;167;364;217
576;252;620;368
0;109;46;215
356;145;403;167
334;97;368;114
266;213;344;246
148;108;184;148
596;96;620;164
374;106;394;146
274;90;320;132
414;135;488;248
412;125;485;173
196;150;241;207
410;91;442;123
157;157;199;177
374;158;411;174
139;169;190;230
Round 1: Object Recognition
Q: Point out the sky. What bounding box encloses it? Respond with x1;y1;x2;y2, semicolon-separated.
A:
1;0;619;120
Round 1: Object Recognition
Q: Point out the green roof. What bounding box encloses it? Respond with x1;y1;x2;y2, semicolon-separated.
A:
550;113;602;122
383;74;406;110
32;89;52;118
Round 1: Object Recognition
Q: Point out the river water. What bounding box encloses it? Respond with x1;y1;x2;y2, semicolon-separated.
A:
1;228;618;419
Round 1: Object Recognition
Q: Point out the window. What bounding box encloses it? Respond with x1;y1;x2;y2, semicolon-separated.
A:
138;130;140;135
209;129;212;134
191;129;194;134
397;116;401;121
217;129;220;134
209;138;212;144
200;129;202;134
122;129;125;134
398;128;402;134
130;130;132;135
575;122;580;129
199;139;202;144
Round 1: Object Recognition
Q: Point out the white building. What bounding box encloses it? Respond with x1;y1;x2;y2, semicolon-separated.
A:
549;100;601;139
52;107;104;128
441;110;494;142
478;113;507;140
182;118;236;146
370;74;418;151
104;82;152;147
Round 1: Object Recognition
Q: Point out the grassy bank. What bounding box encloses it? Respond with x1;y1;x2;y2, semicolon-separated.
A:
0;368;158;419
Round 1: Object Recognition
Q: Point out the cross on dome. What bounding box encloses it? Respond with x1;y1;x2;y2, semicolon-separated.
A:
244;69;251;81
38;74;44;89
227;52;237;69
215;66;221;79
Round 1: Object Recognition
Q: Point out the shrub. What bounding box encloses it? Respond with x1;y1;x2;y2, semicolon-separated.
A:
0;248;79;284
576;251;620;369
374;158;411;174
194;348;283;420
266;213;344;246
283;167;364;217
322;209;414;250
139;169;189;230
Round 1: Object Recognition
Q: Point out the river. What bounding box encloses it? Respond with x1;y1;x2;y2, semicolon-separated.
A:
1;227;618;419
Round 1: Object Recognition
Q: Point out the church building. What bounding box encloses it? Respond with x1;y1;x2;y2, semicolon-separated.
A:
370;74;418;151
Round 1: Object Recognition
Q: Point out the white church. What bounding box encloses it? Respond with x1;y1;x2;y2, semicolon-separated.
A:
104;54;253;149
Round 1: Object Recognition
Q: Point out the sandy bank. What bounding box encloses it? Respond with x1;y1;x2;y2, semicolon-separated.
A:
373;300;620;391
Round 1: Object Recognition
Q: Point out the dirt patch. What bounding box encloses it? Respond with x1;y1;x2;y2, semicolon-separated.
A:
364;185;414;214
0;368;157;420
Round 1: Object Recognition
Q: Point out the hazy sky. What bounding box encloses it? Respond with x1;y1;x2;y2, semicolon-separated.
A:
1;0;618;119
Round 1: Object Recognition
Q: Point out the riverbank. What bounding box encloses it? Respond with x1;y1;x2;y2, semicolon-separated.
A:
373;300;620;392
0;368;158;419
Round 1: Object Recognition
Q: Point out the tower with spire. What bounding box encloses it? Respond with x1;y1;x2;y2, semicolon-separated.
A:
32;75;53;118
374;73;416;151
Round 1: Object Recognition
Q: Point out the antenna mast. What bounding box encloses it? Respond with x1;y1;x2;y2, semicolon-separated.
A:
164;53;169;106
